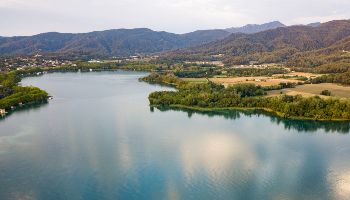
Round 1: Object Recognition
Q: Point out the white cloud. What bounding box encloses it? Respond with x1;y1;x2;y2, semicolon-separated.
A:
0;0;349;36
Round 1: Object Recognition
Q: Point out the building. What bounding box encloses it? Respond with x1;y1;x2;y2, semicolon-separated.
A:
0;109;6;116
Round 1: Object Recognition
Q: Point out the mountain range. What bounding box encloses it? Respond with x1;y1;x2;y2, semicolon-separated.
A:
225;21;285;34
165;20;350;66
0;21;291;57
0;29;232;57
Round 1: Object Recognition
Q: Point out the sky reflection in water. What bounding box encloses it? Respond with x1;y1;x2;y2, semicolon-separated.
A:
0;71;350;200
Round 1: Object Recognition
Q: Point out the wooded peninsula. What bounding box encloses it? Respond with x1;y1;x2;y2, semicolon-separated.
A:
142;73;350;121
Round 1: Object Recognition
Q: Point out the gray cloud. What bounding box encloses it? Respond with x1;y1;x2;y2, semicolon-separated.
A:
1;0;350;36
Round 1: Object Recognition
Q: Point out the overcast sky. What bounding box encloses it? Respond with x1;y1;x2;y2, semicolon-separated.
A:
1;0;350;36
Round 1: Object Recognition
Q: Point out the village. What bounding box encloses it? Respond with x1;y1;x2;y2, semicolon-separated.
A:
0;54;75;72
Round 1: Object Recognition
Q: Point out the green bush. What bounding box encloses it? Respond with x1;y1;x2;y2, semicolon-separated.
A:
321;90;332;96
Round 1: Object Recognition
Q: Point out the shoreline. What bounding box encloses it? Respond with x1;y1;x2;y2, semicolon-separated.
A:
0;99;49;119
1;69;148;116
151;104;350;122
2;70;349;122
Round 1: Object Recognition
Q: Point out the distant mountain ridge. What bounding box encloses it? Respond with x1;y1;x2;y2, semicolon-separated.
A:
0;28;231;57
165;20;350;65
0;21;291;57
0;21;332;58
225;21;286;34
307;22;321;27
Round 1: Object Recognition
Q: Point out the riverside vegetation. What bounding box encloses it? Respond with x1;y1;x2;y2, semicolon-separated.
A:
142;73;350;121
0;61;160;114
0;72;48;112
1;57;350;120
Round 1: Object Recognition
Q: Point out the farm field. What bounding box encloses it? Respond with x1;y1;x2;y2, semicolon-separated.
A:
267;83;350;98
272;72;323;78
182;77;301;87
182;77;350;98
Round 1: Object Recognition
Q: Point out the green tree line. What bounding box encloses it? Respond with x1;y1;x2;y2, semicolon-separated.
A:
144;74;350;121
0;72;48;110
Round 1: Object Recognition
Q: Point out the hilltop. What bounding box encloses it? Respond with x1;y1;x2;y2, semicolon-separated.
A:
164;20;350;68
0;21;291;58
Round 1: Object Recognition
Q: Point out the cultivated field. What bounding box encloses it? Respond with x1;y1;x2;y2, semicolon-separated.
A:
181;78;208;83
182;77;350;98
182;77;301;87
267;83;350;98
272;72;323;78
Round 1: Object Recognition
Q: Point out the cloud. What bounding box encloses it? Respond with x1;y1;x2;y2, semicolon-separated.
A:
0;0;350;36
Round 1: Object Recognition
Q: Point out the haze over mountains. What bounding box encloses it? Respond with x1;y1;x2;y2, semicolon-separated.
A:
0;21;303;57
225;21;285;34
0;29;231;57
166;20;350;67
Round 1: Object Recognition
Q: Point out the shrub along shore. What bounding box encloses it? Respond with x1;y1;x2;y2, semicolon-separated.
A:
2;63;350;121
0;71;48;115
0;62;157;115
0;61;161;116
143;73;350;121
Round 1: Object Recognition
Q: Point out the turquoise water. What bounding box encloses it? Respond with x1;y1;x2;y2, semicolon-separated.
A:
1;71;350;200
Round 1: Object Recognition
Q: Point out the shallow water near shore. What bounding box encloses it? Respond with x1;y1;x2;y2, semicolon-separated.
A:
1;71;350;200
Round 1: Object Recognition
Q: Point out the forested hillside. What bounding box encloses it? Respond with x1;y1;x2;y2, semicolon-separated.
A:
164;20;350;66
0;21;295;58
0;29;231;57
225;21;285;34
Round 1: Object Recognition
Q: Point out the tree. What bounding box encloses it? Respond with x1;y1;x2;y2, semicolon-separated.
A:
321;90;332;96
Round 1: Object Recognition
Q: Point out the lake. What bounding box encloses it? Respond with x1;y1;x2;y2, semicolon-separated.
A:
1;71;350;200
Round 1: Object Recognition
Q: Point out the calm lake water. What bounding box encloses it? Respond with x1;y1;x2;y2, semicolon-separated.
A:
1;71;350;200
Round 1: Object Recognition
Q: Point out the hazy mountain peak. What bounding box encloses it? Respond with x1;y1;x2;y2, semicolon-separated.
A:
225;21;286;34
0;28;232;57
307;22;321;27
165;20;350;65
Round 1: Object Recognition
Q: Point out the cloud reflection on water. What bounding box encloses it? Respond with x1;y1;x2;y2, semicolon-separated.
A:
1;72;350;199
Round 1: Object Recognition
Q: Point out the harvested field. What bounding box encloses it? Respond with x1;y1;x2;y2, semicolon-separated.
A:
182;77;301;87
272;72;323;78
209;77;301;87
181;78;208;83
267;83;350;98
